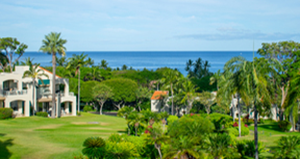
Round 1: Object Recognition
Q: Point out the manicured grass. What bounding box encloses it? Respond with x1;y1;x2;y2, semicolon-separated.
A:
238;121;300;148
0;112;126;159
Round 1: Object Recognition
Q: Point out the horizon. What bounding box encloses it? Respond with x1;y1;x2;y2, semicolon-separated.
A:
1;0;299;51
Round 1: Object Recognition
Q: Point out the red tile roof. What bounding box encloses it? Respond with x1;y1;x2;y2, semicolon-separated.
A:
38;66;62;78
151;91;168;100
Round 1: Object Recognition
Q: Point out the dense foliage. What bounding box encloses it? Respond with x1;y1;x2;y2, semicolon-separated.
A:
0;108;13;119
36;112;48;117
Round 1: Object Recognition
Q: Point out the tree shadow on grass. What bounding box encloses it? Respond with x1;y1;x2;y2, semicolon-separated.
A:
258;123;282;133
0;135;13;159
117;130;127;134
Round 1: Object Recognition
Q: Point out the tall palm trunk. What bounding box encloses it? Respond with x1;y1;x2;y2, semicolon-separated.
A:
171;84;174;115
51;53;56;118
254;102;258;159
237;93;241;137
78;68;80;112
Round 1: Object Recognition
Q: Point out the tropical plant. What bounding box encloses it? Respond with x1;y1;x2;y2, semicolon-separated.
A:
272;136;300;159
145;125;169;159
22;62;49;114
67;53;90;112
163;136;204;159
161;69;182;115
20;57;36;66
98;59;109;70
127;111;145;136
180;78;198;114
236;140;268;158
185;57;213;79
0;37;28;72
135;86;152;111
277;120;292;132
207;133;238;159
92;84;114;115
117;106;134;135
40;32;67;118
82;137;106;159
85;67;102;81
105;141;139;159
198;91;216;114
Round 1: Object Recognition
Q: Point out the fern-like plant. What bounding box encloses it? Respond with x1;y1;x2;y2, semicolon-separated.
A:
272;136;300;159
82;137;105;159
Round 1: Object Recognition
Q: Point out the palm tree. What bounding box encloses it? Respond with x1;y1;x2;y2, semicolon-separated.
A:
67;53;90;112
22;62;49;115
243;58;273;159
21;57;36;66
117;106;134;135
85;67;102;81
40;32;67;118
161;69;181;115
180;78;198;114
224;56;250;137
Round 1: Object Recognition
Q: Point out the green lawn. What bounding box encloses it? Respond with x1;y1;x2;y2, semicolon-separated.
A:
0;113;126;159
239;121;300;148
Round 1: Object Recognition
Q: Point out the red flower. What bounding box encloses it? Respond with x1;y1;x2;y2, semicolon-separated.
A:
233;122;238;127
190;113;194;116
145;130;150;134
244;124;248;128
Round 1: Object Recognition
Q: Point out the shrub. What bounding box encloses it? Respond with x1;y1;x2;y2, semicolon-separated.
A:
226;127;239;136
167;115;178;126
207;133;239;158
209;113;233;131
36;112;48;117
82;137;106;159
0;108;13;119
77;111;81;116
83;105;93;112
278;120;291;132
272;136;300;158
236;140;268;158
126;125;146;136
108;133;124;143
105;141;139;159
227;125;249;136
241;124;249;136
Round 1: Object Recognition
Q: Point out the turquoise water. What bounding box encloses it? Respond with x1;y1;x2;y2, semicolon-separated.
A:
22;51;260;75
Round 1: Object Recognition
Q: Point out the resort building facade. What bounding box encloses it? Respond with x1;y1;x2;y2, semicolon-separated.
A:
0;66;77;117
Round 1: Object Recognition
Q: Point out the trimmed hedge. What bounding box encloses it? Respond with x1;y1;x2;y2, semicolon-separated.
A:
83;105;94;112
0;108;13;119
36;112;48;117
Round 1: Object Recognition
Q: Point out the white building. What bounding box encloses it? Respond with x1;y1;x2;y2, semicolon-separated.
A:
229;95;278;121
0;66;77;117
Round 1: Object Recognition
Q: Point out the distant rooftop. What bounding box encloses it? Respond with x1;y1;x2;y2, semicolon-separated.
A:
151;91;168;100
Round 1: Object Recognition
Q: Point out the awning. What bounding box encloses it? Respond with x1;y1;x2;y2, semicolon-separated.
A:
38;98;56;102
38;79;50;85
0;97;5;100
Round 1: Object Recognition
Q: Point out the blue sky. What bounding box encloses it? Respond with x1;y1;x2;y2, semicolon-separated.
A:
1;0;300;51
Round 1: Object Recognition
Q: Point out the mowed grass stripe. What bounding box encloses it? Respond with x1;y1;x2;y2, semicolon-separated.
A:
0;112;126;159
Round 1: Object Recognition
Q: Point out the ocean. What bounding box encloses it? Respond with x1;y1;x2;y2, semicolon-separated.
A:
22;51;260;76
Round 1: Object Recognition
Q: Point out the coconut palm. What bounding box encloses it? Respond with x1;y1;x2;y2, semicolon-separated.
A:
161;69;182;115
21;57;36;66
22;62;49;115
180;78;198;114
224;56;251;137
66;53;90;112
40;32;67;118
85;67;102;81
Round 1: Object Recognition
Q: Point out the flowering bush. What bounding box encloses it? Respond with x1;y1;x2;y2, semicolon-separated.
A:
233;122;238;127
244;124;248;128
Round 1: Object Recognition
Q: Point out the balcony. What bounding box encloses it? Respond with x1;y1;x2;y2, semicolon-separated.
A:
4;90;28;96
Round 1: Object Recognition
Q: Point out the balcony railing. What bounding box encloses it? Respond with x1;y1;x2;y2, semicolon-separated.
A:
4;90;28;96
